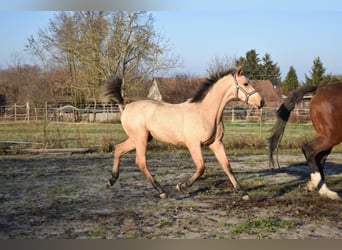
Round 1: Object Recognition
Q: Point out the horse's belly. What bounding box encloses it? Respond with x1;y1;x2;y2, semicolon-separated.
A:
149;126;185;146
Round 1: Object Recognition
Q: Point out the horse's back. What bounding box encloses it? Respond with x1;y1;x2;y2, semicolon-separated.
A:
310;83;342;144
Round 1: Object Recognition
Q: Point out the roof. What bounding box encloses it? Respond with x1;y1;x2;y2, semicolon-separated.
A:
250;80;283;106
148;77;283;106
148;77;205;103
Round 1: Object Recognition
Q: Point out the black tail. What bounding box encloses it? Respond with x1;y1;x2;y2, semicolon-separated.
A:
268;85;317;169
100;76;124;111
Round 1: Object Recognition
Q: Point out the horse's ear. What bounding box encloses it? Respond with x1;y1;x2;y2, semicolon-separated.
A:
237;66;243;76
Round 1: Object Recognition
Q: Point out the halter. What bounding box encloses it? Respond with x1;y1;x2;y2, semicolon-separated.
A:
233;74;258;104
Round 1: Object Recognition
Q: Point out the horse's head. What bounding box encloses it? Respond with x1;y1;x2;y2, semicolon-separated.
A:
234;66;265;109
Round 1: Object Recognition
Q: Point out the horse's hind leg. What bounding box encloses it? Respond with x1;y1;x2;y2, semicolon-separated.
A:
319;148;332;169
135;136;167;198
106;138;135;187
302;139;340;200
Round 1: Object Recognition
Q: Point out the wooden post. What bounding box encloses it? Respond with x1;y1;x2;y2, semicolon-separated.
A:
259;108;263;140
231;107;235;122
26;102;30;122
14;103;17;121
45;102;48;121
43;102;48;148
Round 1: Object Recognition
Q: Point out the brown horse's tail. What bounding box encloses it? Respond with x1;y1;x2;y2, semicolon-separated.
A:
100;76;125;112
268;85;317;169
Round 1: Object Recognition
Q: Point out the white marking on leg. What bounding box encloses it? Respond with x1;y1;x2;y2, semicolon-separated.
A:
307;172;321;191
318;182;341;200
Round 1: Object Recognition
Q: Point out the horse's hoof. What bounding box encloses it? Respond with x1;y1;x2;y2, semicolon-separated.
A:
175;183;184;191
241;194;250;201
159;193;167;199
106;180;112;188
318;183;341;200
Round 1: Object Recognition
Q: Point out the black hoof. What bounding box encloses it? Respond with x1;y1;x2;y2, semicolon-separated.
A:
106;173;118;188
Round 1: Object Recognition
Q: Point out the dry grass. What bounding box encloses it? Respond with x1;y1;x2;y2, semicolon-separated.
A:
0;121;341;155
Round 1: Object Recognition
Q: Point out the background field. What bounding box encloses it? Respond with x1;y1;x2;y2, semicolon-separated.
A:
2;121;340;155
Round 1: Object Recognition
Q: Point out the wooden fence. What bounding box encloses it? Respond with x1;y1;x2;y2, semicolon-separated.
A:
0;102;311;124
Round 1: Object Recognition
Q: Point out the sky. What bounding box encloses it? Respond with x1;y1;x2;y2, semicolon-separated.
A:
1;1;342;82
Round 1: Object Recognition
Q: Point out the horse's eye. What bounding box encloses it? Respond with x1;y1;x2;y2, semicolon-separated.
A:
243;82;249;87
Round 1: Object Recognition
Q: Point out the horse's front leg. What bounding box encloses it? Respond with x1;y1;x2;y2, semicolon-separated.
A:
209;140;241;190
176;145;205;191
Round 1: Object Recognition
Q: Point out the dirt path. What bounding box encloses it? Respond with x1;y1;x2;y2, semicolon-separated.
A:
0;152;341;239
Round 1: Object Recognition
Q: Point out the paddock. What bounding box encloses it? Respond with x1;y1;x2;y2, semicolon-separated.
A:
1;152;341;239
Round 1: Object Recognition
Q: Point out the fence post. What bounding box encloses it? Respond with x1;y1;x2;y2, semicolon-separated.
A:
231;107;235;122
45;102;48;121
259;108;263;140
26;102;30;122
14;103;17;121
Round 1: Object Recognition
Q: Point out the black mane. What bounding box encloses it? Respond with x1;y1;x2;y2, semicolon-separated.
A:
190;68;237;103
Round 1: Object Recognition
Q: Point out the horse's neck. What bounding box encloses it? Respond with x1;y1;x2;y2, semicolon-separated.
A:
199;75;235;121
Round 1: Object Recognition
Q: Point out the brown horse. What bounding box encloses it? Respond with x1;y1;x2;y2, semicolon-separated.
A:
269;83;342;200
102;67;265;198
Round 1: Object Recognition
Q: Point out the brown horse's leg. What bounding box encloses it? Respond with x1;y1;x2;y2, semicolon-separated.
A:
319;148;332;169
135;137;167;198
176;145;205;191
107;138;135;187
209;141;241;190
302;138;340;200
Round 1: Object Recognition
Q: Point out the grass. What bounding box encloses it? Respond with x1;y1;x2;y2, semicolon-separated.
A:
0;120;341;155
230;216;296;237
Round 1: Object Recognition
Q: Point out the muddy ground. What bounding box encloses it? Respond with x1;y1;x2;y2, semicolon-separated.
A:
0;151;341;239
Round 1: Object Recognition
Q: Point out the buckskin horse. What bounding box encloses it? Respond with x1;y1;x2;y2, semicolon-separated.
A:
269;83;342;200
102;66;265;198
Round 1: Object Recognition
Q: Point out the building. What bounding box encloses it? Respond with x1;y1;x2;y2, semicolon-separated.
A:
148;77;282;107
147;77;204;104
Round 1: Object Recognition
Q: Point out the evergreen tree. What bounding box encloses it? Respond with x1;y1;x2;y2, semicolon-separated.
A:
261;53;281;86
235;49;261;79
305;57;326;86
282;66;299;95
235;50;280;85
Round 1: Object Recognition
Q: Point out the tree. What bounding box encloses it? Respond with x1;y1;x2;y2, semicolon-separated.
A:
0;63;53;105
206;55;236;76
260;53;281;86
235;49;261;79
235;50;281;85
305;57;326;86
26;11;180;109
282;66;299;95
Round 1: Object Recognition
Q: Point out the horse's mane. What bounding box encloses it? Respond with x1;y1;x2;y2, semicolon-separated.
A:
190;68;237;103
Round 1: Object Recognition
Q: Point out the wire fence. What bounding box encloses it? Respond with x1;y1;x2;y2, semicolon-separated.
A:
0;102;311;124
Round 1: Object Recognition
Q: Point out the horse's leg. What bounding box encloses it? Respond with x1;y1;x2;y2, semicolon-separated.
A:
302;138;340;200
107;138;135;187
319;148;332;170
176;145;205;191
209;140;241;190
135;136;167;199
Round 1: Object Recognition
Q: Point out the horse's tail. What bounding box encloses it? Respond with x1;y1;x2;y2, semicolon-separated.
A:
100;76;125;113
268;85;317;169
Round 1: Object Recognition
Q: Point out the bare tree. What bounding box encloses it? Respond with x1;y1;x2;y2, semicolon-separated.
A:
26;11;181;111
206;55;237;76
